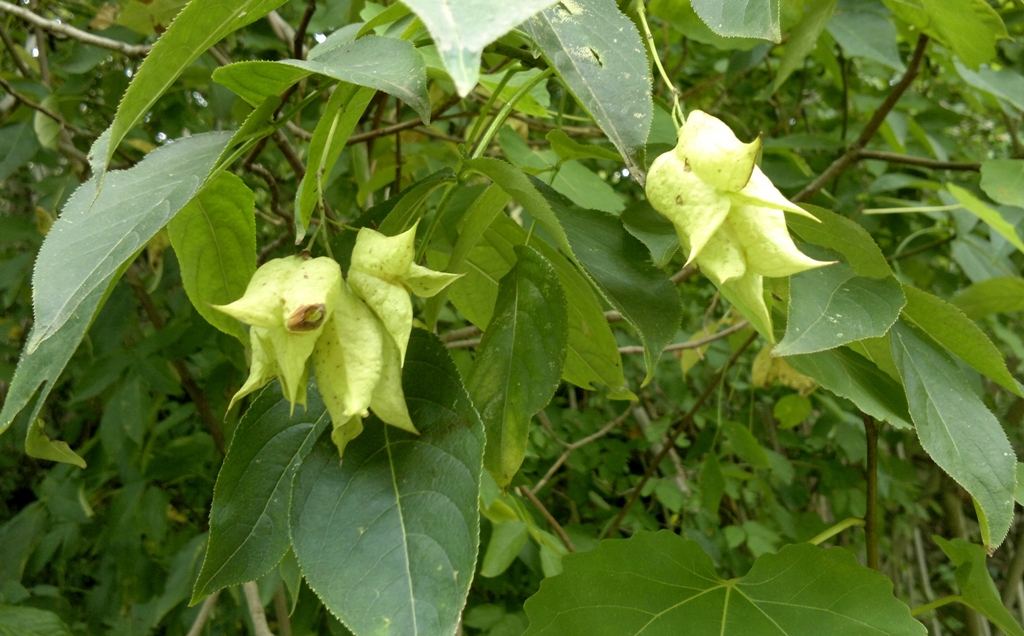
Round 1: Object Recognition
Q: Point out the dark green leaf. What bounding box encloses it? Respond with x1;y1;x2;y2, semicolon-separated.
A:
901;285;1021;396
524;531;925;635
722;421;770;469
952;277;1024;320
467;245;568;486
773;0;837;90
0;123;40;182
884;0;1007;69
934;537;1024;636
1;132;232;437
691;0;781;41
523;0;652;181
0;606;72;636
290;330;484;636
167;172;256;344
620;200;679;267
546;129;621;162
788;204;892;278
827;0;905;71
191;382;330;602
539;181;682;384
890;319;1016;548
787;347;913;429
402;0;558;96
775;260;905;356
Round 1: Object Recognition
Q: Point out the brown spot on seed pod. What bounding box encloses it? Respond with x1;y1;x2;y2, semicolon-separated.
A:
287;304;326;331
675;195;684;205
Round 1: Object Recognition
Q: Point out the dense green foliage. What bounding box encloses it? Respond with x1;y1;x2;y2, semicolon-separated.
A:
1;0;1024;634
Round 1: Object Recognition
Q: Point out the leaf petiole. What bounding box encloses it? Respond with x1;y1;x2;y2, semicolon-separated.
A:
807;517;866;546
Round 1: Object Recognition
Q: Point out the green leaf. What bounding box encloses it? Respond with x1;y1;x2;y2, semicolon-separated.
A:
954;60;1024;112
213;36;430;121
883;0;1007;69
523;0;652;182
523;531;925;635
826;0;906;72
889;319;1016;549
0;606;72;636
775;260;905;356
33;95;61;151
788;204;892;278
540;181;681;385
980;159;1024;208
290;330;484;636
402;0;558;96
1017;463;1024;505
102;0;288;167
546;129;622;163
773;0;837;91
699;452;725;515
480;519;530;578
467;245;568;487
900;285;1021;396
1;132;232;437
952;277;1024;320
25;418;86;468
722;421;770;469
774;393;811;429
191;381;329;602
934;537;1024;636
294;85;376;237
947;183;1024;255
787;347;913;429
167;172;256;344
649;0;763;50
620;201;679;267
0;123;41;182
691;0;781;42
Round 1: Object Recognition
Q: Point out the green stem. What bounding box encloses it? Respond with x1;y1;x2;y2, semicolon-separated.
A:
636;0;683;127
414;182;459;263
808;517;866;546
911;595;962;617
467;65;522;151
470;67;554;160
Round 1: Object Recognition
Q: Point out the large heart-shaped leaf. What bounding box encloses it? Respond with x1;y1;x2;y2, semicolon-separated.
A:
290;330;484;636
467;245;568;486
191;382;330;602
524;530;925;635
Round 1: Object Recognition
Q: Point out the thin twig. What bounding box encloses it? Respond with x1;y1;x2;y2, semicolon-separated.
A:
857;149;980;171
793;35;929;203
243;581;275;636
532;406;634;494
0;0;151;56
617;321;749;355
671;265;697;285
602;331;759;538
126;267;227;455
292;0;316;60
186;592;220;636
273;129;306;180
273;585;292;636
518;486;576;552
0;75;90;136
0;22;33;78
863;414;879;570
1002;527;1024;611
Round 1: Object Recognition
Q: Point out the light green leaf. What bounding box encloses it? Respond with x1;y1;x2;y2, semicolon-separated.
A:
0;606;72;636
934;537;1024;636
890;319;1016;549
774;393;811;429
33;95;61;151
294;85;376;237
103;0;288;167
523;0;652;182
524;531;925;635
25;418;86;468
980;159;1024;208
699;452;725;515
952;277;1024;320
692;0;781;42
620;200;679;267
649;0;762;50
787;347;913;429
883;0;1007;69
955;61;1024;112
1;132;232;437
468;245;568;487
480;68;552;118
213;36;430;121
1016;463;1024;505
481;520;530;578
947;183;1024;255
402;0;558;96
774;0;837;91
540;181;681;385
900;285;1021;396
167;172;256;344
788;203;892;278
775;260;905;356
827;0;905;72
290;330;484;636
0;123;41;182
191;382;329;602
722;421;770;469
